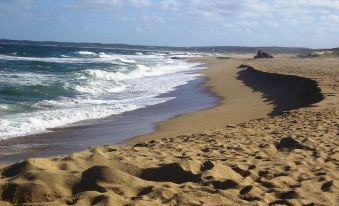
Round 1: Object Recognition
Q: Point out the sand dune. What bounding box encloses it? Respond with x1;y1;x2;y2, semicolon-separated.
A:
0;56;338;205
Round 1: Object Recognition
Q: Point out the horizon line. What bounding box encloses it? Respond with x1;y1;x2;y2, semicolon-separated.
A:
0;38;325;50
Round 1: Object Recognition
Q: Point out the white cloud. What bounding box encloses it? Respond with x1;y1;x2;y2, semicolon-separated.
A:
0;0;37;17
1;0;338;47
159;0;180;10
129;0;152;7
320;14;339;23
239;21;258;28
68;0;153;10
70;0;123;10
152;0;339;36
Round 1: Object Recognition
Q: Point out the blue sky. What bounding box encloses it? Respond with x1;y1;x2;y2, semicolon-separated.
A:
0;0;338;48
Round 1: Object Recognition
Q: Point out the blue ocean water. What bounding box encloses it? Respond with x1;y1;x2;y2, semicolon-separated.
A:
0;44;205;139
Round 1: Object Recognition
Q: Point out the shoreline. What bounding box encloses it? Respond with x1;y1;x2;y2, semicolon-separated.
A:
0;72;218;163
124;57;275;144
0;56;338;205
125;56;325;145
1;56;325;163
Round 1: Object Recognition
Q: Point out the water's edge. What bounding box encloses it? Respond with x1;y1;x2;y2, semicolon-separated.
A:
0;75;218;163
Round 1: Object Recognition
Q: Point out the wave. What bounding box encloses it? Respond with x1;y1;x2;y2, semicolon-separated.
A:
77;51;97;55
0;71;63;89
0;54;90;64
0;104;12;112
0;69;199;139
1;58;204;98
0;93;176;139
81;61;201;82
76;51;137;64
81;68;149;82
73;81;126;95
0;53;136;65
98;52;136;63
168;52;207;58
0;83;74;101
0;103;29;113
0;103;139;139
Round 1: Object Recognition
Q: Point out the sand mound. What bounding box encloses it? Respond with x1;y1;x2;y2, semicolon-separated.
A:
1;182;55;204
76;165;147;196
2;160;38;178
275;136;310;151
141;160;202;183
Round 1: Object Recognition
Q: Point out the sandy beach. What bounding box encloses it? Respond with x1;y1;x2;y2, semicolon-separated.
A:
125;56;325;145
0;56;338;205
124;57;275;145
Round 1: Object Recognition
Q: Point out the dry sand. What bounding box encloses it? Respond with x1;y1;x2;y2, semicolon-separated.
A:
0;56;338;205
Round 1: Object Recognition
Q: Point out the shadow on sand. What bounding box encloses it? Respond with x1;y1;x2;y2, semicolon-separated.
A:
237;66;324;116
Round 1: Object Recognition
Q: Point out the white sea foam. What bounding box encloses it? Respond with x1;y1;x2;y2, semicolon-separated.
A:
0;92;177;139
0;73;198;139
73;80;126;94
77;51;97;55
0;104;9;111
0;54;97;64
98;52;136;63
0;103;139;139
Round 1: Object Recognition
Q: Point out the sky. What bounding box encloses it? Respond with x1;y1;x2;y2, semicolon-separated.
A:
0;0;338;48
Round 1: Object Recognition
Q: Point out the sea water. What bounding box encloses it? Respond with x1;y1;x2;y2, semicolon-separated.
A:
0;44;205;139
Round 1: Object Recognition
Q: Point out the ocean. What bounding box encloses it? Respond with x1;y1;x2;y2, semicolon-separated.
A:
0;44;205;140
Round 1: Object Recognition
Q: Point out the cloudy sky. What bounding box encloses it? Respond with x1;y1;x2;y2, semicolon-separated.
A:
0;0;338;48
